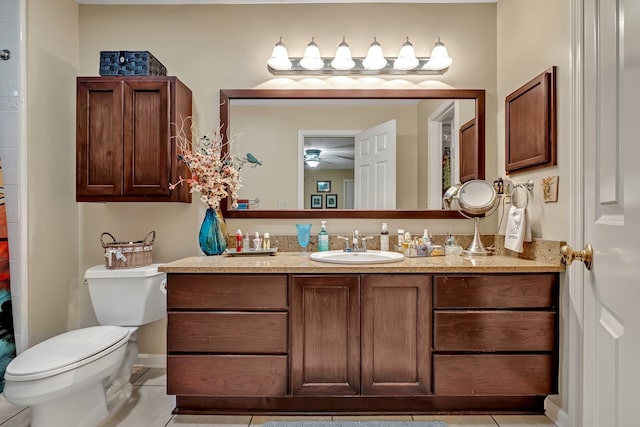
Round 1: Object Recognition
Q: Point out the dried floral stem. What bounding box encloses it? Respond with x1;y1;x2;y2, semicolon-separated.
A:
169;117;242;209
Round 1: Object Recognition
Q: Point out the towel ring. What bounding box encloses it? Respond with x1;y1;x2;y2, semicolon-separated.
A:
510;184;529;209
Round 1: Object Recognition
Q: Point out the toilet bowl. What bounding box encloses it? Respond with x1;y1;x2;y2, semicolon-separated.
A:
3;264;166;427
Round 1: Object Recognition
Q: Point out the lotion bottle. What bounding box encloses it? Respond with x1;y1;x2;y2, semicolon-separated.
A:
380;223;390;251
317;221;329;252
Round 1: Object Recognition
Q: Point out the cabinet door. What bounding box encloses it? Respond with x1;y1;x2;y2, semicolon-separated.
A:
123;80;170;196
76;80;124;197
361;275;432;395
291;275;360;395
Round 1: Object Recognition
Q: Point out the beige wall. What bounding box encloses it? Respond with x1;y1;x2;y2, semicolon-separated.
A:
74;3;497;354
496;0;571;414
497;0;570;240
26;0;80;346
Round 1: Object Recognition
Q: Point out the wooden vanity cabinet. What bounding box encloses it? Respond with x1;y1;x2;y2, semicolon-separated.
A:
166;274;288;397
290;274;431;397
432;274;558;396
290;275;361;396
166;271;559;414
76;76;191;202
360;275;432;395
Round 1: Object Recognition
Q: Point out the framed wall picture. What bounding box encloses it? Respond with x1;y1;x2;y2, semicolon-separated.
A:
326;194;338;209
311;194;323;209
316;180;331;192
505;66;557;174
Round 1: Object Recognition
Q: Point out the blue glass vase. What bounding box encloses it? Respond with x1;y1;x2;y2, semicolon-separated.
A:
199;208;228;255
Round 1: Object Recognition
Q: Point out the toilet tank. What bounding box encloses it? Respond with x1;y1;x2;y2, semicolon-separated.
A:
84;264;167;326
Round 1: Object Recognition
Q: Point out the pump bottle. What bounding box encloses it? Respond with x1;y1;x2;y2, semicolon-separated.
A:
380;223;390;251
318;221;329;252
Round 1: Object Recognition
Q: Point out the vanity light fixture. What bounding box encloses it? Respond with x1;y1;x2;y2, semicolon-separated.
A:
362;37;388;71
299;37;324;71
304;149;321;168
393;37;419;70
423;36;453;70
267;36;452;75
267;37;292;71
330;37;356;71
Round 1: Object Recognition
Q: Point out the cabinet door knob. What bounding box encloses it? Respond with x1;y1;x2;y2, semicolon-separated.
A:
560;243;593;270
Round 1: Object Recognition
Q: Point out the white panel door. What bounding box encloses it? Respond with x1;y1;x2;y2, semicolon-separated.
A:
354;120;396;209
579;1;640;426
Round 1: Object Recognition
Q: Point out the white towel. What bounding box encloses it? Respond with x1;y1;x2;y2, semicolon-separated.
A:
505;206;527;253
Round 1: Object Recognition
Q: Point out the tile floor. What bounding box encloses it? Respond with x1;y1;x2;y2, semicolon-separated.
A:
0;368;557;427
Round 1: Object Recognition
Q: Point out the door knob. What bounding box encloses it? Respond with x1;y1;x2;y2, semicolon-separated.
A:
560;243;593;270
0;49;10;61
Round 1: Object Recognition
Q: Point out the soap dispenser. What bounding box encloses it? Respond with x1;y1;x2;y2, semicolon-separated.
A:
380;223;390;251
318;221;329;252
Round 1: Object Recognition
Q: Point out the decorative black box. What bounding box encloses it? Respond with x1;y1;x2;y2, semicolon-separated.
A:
99;51;167;76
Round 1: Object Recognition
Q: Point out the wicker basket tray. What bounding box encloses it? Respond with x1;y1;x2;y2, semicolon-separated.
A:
101;231;155;269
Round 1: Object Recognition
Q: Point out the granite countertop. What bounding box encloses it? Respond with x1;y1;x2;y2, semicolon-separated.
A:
159;252;565;274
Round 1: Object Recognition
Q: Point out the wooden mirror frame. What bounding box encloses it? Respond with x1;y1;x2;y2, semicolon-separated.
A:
220;88;485;219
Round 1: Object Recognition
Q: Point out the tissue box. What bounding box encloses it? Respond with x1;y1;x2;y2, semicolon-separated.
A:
99;51;167;76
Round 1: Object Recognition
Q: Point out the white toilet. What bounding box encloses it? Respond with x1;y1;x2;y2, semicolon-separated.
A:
3;264;167;427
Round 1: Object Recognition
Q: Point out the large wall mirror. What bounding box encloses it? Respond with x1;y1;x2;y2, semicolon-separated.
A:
220;89;485;219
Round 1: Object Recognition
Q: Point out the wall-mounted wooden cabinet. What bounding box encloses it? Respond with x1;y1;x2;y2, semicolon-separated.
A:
76;76;192;202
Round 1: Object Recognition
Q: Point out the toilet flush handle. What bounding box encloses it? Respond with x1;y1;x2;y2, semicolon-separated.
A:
160;278;167;295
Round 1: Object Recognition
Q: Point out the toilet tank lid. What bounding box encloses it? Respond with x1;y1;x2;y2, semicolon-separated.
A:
85;263;163;279
5;326;129;381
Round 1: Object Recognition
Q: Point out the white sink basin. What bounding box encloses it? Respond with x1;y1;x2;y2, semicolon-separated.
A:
309;250;405;264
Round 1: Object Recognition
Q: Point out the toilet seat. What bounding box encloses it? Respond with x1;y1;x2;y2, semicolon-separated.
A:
5;325;129;382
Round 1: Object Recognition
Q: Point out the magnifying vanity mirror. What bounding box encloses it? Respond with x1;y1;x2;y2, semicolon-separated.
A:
220;88;485;219
444;179;499;256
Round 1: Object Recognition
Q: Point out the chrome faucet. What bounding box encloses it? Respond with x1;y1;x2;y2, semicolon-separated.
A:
337;236;352;252
351;230;373;252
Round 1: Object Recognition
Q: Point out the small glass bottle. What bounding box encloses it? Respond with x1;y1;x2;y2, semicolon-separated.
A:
263;232;271;250
235;229;243;252
380;223;390;251
397;229;405;252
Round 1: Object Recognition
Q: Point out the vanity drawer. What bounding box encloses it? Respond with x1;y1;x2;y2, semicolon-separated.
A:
434;274;556;309
433;311;556;351
168;355;287;396
167;274;287;310
433;354;555;396
167;312;288;353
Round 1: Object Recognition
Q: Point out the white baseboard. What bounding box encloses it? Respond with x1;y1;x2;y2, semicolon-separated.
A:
134;353;166;369
545;397;569;427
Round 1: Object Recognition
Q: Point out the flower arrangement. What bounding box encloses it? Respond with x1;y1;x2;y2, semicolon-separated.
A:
169;117;242;210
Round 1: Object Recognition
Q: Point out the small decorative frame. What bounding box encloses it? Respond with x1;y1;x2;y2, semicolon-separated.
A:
541;176;559;203
326;194;338;209
316;180;331;193
311;194;323;209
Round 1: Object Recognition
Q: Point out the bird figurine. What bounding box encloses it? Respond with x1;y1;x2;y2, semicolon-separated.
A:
244;152;263;168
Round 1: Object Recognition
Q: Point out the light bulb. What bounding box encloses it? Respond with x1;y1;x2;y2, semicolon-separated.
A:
299;37;324;70
331;37;355;70
267;37;292;71
424;36;453;70
393;37;419;70
362;37;388;71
